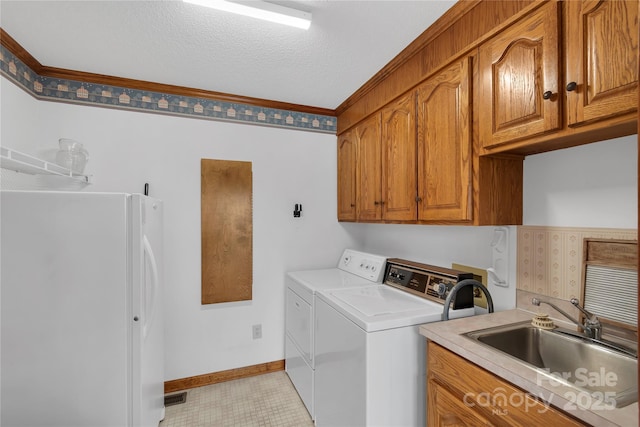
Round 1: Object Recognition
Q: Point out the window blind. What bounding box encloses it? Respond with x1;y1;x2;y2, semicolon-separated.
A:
584;265;637;326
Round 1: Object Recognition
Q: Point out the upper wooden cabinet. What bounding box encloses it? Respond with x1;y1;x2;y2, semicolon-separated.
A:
478;2;561;149
353;94;417;222
565;0;638;127
336;0;637;225
478;0;637;154
380;92;417;221
337;55;522;225
355;113;383;221
337;130;357;221
417;57;472;221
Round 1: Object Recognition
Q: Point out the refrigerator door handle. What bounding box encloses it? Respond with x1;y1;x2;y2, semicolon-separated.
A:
143;235;159;339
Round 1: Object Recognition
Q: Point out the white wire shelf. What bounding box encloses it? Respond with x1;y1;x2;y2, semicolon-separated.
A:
1;147;92;184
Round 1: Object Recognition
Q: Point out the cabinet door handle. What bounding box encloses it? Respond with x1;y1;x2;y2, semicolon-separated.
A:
350;203;355;207
566;82;577;92
416;196;423;203
542;91;553;100
374;201;379;205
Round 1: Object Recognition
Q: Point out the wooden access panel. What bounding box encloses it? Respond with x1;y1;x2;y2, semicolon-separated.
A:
201;159;253;304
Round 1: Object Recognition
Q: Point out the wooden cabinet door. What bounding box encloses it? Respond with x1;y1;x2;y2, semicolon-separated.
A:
565;0;638;126
337;130;357;221
356;113;382;221
417;57;472;221
381;92;417;221
428;380;495;427
478;2;560;149
428;341;588;427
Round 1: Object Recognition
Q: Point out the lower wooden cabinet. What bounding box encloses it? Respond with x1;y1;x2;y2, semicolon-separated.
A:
427;341;587;427
430;380;495;426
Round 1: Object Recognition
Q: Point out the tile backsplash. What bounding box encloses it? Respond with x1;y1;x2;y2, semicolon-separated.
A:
516;226;637;300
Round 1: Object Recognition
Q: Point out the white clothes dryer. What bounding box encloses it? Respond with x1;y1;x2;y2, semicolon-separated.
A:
285;249;388;419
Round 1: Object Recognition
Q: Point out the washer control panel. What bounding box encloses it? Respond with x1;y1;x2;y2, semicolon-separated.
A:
338;249;387;282
383;259;474;309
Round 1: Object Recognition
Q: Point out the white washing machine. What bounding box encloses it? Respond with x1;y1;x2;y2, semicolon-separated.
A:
285;249;388;419
314;258;478;427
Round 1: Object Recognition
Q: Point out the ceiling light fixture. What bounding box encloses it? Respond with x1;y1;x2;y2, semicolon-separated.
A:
184;0;312;30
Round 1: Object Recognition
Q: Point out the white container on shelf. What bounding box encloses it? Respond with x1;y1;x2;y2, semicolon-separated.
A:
55;138;89;174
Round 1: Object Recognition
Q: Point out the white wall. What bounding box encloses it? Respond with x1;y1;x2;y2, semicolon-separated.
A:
523;135;637;228
359;224;515;312
1;77;361;381
356;135;638;312
3;75;637;381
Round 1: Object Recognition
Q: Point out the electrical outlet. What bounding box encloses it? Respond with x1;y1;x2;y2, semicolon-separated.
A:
252;324;262;339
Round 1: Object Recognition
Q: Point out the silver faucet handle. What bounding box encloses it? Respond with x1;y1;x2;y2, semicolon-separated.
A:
570;298;597;320
570;298;602;339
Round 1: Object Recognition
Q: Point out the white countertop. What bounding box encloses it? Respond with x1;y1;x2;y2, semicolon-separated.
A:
419;309;638;427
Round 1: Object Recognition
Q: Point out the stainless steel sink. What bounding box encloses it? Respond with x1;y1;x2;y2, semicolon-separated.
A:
465;321;638;408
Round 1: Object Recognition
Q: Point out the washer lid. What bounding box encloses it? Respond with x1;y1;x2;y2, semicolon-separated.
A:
287;269;377;292
332;286;438;316
318;285;475;332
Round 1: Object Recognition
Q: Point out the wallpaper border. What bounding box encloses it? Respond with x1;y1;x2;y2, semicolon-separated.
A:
0;44;337;134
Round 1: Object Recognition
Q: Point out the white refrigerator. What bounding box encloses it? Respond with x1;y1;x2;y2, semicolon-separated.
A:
1;191;165;427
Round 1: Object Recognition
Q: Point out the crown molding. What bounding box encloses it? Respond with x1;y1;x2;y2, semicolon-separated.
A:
0;28;337;133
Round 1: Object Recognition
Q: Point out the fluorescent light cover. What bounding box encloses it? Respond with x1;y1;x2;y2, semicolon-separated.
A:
184;0;312;30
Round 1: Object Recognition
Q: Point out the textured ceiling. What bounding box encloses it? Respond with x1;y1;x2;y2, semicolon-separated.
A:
0;0;456;110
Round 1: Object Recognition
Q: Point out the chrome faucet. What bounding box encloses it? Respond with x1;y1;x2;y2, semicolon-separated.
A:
441;279;494;321
532;297;602;340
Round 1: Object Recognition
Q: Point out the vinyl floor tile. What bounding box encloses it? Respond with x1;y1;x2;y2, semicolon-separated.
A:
160;371;314;427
